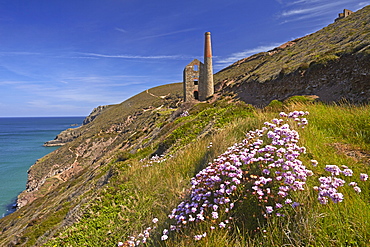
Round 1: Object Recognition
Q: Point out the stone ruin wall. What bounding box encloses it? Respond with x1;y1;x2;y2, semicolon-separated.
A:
183;59;203;102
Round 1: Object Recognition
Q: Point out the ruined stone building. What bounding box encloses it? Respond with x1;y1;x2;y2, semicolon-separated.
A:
335;9;354;21
183;32;214;102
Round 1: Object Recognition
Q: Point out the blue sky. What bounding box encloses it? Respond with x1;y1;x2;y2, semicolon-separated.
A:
0;0;368;117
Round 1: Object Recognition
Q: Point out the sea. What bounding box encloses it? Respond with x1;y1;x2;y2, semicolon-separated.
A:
0;117;85;218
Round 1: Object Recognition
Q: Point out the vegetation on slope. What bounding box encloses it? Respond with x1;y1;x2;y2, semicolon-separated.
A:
214;5;370;85
0;6;369;247
0;83;182;245
213;6;370;107
45;99;369;247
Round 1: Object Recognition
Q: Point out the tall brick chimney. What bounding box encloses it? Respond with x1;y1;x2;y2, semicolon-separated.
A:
199;32;214;101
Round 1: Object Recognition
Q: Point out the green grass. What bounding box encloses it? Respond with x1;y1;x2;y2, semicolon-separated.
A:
3;8;370;244
45;102;369;246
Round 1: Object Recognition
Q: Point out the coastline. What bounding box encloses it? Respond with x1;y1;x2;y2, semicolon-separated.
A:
0;117;86;218
2;198;17;218
2;109;105;217
43;126;83;147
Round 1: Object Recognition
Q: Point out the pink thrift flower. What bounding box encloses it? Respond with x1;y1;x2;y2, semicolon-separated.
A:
275;203;283;208
360;173;368;181
266;206;273;214
279;112;288;117
353;186;362;193
342;168;353;176
194;235;202;241
311;160;318;166
318;196;328;204
212;212;219;219
349;182;357;187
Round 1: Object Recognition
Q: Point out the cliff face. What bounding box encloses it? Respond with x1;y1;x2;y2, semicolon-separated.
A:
43;105;110;147
0;84;183;245
82;105;109;125
228;54;369;106
43;127;83;147
17;84;183;209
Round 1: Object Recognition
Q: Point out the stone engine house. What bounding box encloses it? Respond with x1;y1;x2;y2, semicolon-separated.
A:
335;9;354;21
183;59;203;102
183;32;214;102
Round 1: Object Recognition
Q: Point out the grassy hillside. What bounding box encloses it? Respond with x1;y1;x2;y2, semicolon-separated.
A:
0;6;369;247
215;5;370;84
1;81;369;247
45;100;370;246
214;5;370;106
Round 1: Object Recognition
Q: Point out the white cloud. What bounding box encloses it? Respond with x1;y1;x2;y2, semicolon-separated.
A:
135;28;198;40
79;52;185;60
357;2;370;8
0;51;41;56
215;44;281;68
62;75;147;83
3;73;160;108
115;27;128;33
278;0;357;22
288;0;322;5
0;80;24;86
281;7;317;17
25;99;94;116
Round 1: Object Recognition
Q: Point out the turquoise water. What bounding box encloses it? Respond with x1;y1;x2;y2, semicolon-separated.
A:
0;117;84;217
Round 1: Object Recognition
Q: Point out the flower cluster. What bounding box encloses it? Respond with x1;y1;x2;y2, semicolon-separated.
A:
316;175;345;204
163;111;311;239
180;110;190;117
121;110;369;246
122;226;155;246
140;154;170;168
121;218;159;246
167;152;240;231
250;111;313;215
315;165;368;204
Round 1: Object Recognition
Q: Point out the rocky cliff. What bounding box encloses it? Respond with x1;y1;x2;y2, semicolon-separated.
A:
43;105;110;147
225;54;369;106
43;127;83;147
17;84;183;208
82;105;109;125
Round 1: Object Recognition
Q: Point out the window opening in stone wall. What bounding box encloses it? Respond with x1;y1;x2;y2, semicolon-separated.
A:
194;80;198;85
194;91;199;100
193;65;198;71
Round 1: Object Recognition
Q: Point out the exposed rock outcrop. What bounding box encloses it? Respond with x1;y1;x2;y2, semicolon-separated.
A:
43;105;109;147
43;127;82;146
17;84;184;210
83;105;109;125
229;54;370;106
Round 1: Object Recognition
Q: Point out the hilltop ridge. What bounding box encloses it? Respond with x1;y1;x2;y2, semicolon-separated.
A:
214;5;370;106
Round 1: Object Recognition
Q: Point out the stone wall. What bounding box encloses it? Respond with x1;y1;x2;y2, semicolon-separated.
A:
183;59;203;102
